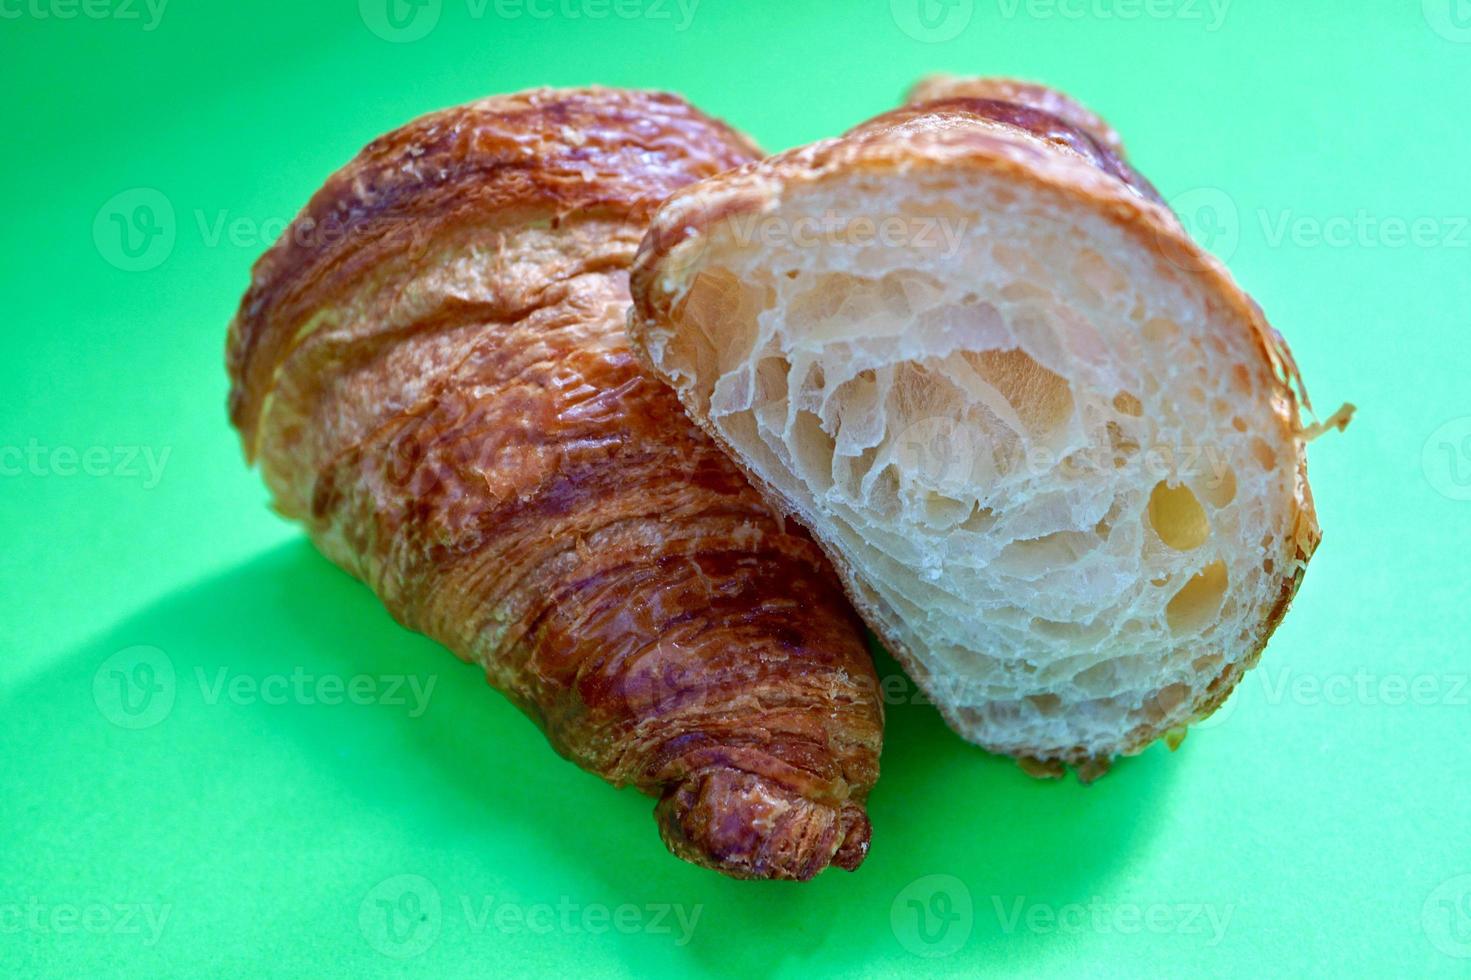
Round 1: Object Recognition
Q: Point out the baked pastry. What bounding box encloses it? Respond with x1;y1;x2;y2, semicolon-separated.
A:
226;87;882;878
629;76;1348;777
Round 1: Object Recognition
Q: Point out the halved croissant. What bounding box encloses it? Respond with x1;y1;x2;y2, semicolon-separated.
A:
629;76;1342;776
226;87;882;879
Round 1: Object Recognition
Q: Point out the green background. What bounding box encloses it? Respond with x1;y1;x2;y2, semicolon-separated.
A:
3;0;1469;975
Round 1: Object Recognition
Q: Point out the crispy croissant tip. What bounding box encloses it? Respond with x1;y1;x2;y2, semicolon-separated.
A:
655;768;867;881
831;803;872;872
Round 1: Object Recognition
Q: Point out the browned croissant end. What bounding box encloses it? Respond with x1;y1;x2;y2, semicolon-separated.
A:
225;87;882;880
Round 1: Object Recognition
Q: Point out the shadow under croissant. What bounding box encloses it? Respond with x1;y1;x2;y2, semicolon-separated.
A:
5;539;1180;975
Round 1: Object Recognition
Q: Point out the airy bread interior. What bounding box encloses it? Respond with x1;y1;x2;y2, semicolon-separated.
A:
640;167;1309;765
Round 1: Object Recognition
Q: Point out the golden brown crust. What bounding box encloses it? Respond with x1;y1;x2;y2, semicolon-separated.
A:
226;87;881;880
628;77;1320;773
905;74;1129;156
229;87;761;451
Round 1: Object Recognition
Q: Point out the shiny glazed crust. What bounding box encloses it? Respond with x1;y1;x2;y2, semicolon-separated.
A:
226;88;882;879
629;78;1322;775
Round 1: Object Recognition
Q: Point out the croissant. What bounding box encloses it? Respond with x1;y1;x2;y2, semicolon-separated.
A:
629;76;1347;777
225;87;883;879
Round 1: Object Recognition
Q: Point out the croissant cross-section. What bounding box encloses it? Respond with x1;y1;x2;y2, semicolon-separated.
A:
630;76;1333;775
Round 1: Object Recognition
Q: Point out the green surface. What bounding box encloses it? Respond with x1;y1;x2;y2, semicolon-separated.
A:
2;1;1468;975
